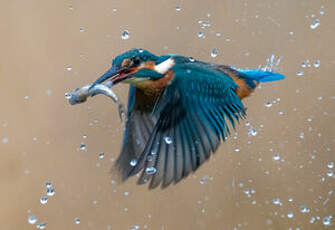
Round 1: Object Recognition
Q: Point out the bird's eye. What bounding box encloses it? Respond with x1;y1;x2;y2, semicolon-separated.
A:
131;57;141;66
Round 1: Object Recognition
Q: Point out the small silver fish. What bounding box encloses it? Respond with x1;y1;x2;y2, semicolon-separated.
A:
67;83;125;121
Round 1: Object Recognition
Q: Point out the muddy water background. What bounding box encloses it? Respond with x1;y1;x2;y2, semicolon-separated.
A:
1;0;334;229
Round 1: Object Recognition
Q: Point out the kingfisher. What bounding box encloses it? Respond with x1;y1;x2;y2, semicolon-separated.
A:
89;48;285;189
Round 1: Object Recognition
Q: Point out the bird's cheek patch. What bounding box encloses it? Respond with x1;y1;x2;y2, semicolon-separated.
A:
154;58;175;74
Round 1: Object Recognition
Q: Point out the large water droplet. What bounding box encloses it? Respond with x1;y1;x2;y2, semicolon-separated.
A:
74;217;80;224
130;158;137;166
40;196;48;204
328;162;334;169
314;60;320;68
273;153;281;161
296;71;304;76
197;31;204;38
164;136;173;144
65;92;72;99
45;182;52;188
264;102;273;108
46;188;55;196
287;212;294;218
79;143;86;151
145;167;157;175
36;222;46;229
300;205;310;213
121;30;130;40
322;216;332;226
98;152;105;159
66;65;72;71
211;48;218;58
79;27;85;32
272;198;281;205
327;169;334;177
248;127;258;137
175;6;181;12
310;19;320;29
28;216;37;224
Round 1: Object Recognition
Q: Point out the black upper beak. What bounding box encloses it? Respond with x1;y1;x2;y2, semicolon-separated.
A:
89;66;127;90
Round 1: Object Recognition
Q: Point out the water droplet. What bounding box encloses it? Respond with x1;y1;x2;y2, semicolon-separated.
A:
79;27;85;32
45;182;52;188
310;18;320;29
121;30;130;40
124;191;129;196
36;222;46;229
322;216;332;226
234;147;240;152
264;102;273;108
46;188;55;196
200;176;207;184
328;162;334;169
289;31;294;35
300;205;310;213
287;212;294;218
210;48;218;58
2;137;8;144
68;4;73;10
273;153;281;161
65;92;72;99
327;169;334;177
314;60;320;68
66;65;72;71
164;136;173;144
28;216;37;224
79;143;86;150
40;196;48;204
272;198;281;205
130;224;140;230
299;132;304;139
147;155;153;162
74;217;80;224
296;71;304;76
216;32;221;37
197;31;204;38
320;10;325;16
99;152;105;159
189;57;195;62
130;158;137;166
248;127;258;137
288;198;293;202
145;167;157;175
175;6;181;12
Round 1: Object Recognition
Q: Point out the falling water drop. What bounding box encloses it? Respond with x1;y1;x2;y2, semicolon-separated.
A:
74;217;80;224
40;196;48;204
98;152;105;159
310;19;320;29
164;136;173;144
211;48;218;58
314;60;320;68
28;216;37;224
121;30;130;40
145;167;157;175
130;158;137;167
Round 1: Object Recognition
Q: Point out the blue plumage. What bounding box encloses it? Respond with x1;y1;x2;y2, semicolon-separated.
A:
89;49;286;189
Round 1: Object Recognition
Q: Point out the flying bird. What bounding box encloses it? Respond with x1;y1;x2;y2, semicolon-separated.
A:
89;48;285;189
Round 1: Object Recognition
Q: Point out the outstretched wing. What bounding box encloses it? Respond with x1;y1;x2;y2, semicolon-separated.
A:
127;63;247;189
115;86;158;181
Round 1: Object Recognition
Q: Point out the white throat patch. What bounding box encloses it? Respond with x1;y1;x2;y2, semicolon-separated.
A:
154;58;175;74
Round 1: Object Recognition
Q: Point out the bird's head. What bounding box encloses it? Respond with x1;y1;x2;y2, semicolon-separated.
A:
90;49;175;88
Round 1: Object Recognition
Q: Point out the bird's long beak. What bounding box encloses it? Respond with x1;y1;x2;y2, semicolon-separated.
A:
89;66;133;90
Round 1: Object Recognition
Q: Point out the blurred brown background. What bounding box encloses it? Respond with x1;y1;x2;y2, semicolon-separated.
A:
0;0;334;229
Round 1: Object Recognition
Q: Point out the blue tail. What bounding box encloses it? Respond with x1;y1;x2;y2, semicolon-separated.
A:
238;69;285;83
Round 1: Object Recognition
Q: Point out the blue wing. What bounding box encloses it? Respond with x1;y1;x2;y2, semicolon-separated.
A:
128;63;246;189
